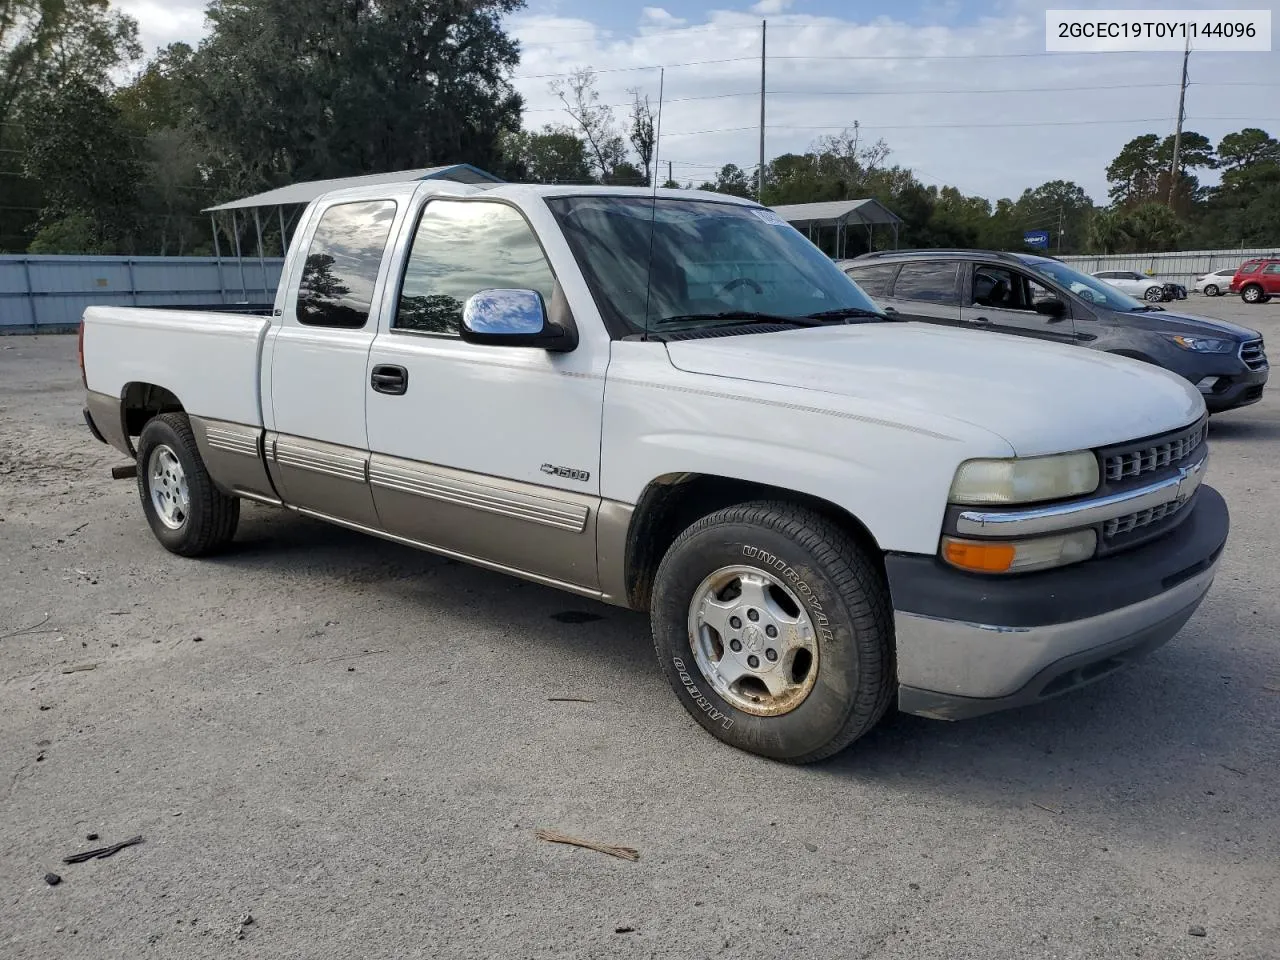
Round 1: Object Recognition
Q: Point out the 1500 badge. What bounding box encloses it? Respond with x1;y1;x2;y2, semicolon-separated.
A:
541;464;590;482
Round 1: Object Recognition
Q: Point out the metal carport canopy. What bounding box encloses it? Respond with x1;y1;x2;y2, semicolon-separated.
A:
769;198;901;256
199;164;504;302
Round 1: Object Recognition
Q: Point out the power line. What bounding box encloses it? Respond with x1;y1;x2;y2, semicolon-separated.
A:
662;116;1280;138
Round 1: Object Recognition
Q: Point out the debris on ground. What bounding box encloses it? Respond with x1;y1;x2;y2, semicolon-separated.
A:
60;663;97;674
1219;764;1247;777
1;612;52;641
547;697;596;703
615;926;636;934
1189;925;1207;937
804;842;818;852
1031;801;1064;815
63;835;144;864
44;873;61;886
85;833;99;841
534;828;639;862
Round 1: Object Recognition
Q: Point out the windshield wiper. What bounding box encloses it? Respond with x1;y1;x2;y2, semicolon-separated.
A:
803;306;892;322
1128;304;1164;312
654;311;826;327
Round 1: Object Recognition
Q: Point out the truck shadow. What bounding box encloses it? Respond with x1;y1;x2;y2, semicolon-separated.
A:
1208;416;1280;441
212;504;1277;858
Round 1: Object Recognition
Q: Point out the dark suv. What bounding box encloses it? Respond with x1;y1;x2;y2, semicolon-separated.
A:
840;250;1268;413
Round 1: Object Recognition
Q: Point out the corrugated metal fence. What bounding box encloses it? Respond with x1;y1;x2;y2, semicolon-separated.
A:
1;255;284;332
1059;248;1276;291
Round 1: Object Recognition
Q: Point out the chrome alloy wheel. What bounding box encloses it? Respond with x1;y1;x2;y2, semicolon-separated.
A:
687;565;820;717
148;444;190;530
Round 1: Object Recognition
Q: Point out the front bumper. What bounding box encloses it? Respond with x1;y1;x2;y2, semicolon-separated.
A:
1201;366;1268;412
887;485;1229;720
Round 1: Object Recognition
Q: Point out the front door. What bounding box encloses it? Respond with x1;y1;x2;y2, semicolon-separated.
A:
265;196;404;526
364;197;607;591
960;263;1077;344
1263;262;1280;296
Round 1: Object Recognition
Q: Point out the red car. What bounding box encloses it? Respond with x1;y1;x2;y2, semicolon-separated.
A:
1231;257;1280;304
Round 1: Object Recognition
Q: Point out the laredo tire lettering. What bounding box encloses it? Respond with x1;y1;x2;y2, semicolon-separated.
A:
673;656;733;730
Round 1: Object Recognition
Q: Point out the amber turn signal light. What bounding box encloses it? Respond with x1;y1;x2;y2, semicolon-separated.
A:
942;538;1017;573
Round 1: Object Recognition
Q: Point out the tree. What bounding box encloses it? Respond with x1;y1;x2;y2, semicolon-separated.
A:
500;126;592;183
1087;209;1132;254
699;163;752;198
606;161;645;186
1122;202;1184;251
1013;180;1094;254
627;89;655;187
550;67;625;182
186;0;523;195
1217;128;1280;170
1106;134;1162;206
22;76;141;251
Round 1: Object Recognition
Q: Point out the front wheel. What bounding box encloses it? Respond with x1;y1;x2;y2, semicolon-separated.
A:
136;413;240;556
1204;284;1219;297
1144;286;1164;302
651;501;894;763
1242;284;1266;304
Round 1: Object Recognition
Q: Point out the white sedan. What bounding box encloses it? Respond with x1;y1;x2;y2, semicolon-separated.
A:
1091;270;1165;302
1195;268;1237;297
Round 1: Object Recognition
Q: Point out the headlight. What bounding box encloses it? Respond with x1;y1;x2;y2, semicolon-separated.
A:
949;452;1099;506
1166;334;1235;354
942;530;1097;575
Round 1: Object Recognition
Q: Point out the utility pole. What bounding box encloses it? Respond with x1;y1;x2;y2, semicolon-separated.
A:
668;160;673;185
1167;32;1191;207
1057;204;1064;253
758;19;766;203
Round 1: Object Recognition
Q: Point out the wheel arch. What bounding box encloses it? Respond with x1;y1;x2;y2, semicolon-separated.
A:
620;472;885;611
120;382;186;455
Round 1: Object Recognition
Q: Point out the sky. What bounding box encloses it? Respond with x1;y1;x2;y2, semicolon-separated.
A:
114;0;1280;212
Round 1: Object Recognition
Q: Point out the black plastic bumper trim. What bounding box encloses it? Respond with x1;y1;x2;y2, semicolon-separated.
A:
82;406;107;445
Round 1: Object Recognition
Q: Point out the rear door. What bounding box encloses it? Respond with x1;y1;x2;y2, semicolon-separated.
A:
264;192;408;526
960;262;1076;344
879;260;963;326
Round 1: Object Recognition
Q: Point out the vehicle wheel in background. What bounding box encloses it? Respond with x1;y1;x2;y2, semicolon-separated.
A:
136;413;240;556
1241;284;1266;304
1204;284;1219;297
1144;286;1163;302
651;500;894;763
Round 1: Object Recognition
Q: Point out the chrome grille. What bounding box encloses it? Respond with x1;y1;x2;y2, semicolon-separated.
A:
1103;497;1191;539
1241;338;1268;371
1103;419;1207;483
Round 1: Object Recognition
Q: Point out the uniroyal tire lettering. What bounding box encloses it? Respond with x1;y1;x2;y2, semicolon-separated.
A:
673;656;733;729
742;545;835;643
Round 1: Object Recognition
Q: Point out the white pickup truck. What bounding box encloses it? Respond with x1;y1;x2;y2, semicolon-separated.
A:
80;181;1229;762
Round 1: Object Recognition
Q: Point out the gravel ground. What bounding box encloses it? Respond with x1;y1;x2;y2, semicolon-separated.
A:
2;300;1278;960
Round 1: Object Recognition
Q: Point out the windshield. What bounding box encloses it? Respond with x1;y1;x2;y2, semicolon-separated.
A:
545;196;884;335
1023;259;1149;311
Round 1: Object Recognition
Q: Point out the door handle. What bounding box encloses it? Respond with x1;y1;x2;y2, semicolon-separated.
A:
969;316;991;325
882;306;899;315
371;364;408;396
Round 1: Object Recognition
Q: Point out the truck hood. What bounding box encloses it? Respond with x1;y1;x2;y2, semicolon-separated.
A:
1106;307;1261;341
664;323;1205;457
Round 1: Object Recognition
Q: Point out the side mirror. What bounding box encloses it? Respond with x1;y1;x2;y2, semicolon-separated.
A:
1034;297;1066;317
460;289;574;351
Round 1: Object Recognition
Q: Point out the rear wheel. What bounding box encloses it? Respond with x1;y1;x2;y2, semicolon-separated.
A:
651;501;894;763
1204;284;1219;297
1241;284;1267;304
1144;286;1163;302
136;413;240;556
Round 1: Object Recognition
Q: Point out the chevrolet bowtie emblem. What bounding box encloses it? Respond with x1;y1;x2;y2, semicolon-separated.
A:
1174;457;1206;503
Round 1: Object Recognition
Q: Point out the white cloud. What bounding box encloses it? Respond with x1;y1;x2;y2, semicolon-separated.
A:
115;0;207;57
750;0;793;14
641;7;687;26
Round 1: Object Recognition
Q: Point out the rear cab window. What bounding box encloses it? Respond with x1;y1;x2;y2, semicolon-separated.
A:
1240;262;1261;274
296;200;399;328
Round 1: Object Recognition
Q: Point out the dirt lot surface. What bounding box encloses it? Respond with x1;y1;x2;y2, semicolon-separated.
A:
2;300;1279;959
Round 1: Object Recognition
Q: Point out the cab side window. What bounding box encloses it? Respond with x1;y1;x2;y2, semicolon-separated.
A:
394;200;558;336
296;200;398;329
1263;264;1280;275
890;261;960;304
973;266;1056;312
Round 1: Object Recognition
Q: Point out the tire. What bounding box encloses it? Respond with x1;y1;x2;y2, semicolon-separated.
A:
1204;284;1219;297
651;500;894;763
1143;286;1163;302
1242;284;1265;304
135;413;240;556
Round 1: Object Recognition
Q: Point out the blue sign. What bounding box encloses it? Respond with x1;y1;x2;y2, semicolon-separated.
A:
1024;230;1050;249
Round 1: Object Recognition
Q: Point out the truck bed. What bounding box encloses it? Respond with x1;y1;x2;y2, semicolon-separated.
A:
81;305;273;429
